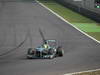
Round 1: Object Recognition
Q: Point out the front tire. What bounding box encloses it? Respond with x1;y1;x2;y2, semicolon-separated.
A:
49;55;54;59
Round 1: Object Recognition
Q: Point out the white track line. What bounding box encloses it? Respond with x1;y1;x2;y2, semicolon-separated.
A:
36;0;100;44
64;69;100;75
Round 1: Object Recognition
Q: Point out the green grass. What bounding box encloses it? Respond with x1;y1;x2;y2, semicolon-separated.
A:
88;32;100;41
17;0;34;2
73;70;100;75
73;23;100;32
38;0;100;41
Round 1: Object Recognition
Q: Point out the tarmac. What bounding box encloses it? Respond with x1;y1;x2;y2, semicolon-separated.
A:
0;0;100;75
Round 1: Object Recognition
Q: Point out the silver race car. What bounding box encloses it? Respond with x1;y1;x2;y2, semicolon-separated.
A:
27;40;64;59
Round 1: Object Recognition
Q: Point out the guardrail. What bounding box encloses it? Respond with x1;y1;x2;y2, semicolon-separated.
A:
55;0;100;22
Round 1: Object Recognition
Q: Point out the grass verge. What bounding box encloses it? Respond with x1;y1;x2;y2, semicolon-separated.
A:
73;70;100;75
38;0;100;41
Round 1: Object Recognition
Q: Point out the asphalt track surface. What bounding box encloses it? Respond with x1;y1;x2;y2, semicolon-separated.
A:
0;0;100;75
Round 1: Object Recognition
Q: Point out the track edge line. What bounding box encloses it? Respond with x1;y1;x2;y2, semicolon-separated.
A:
64;68;100;75
36;0;100;44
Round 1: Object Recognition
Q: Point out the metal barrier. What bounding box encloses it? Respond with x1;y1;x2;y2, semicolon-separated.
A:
55;0;100;22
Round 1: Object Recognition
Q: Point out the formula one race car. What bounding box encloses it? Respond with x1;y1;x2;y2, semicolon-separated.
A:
27;40;64;59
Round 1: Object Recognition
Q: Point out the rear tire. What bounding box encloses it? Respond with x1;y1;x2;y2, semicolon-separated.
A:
58;50;64;57
27;48;33;54
57;46;64;57
27;48;33;59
